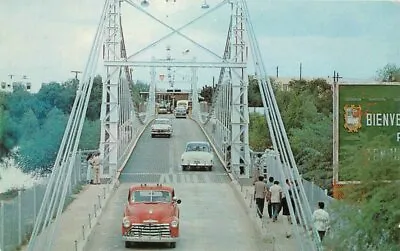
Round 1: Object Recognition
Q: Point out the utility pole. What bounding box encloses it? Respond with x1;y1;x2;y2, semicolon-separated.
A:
276;66;279;78
333;71;342;83
299;62;302;80
71;70;82;80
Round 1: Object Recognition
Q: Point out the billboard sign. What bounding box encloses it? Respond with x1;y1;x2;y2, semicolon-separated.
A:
333;83;400;183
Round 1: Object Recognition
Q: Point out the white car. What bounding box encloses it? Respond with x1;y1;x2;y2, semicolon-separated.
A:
151;118;173;138
181;141;213;171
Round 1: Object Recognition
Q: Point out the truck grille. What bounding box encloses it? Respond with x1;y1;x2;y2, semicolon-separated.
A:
127;223;171;237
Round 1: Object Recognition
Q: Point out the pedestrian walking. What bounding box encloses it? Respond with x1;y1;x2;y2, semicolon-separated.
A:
270;180;283;222
254;176;268;218
265;176;275;219
312;201;330;241
281;179;291;223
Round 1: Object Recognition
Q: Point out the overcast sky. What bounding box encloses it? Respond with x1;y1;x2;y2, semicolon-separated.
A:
0;0;399;92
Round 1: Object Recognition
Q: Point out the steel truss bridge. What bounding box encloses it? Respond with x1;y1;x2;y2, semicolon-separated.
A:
25;1;325;250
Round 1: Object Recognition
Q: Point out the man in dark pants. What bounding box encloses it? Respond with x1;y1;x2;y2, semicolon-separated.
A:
254;176;268;218
265;176;275;218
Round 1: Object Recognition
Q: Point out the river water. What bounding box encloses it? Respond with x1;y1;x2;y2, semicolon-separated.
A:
0;157;43;194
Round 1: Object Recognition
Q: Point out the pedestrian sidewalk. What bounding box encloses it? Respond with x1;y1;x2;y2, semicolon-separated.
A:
21;183;117;251
229;176;312;251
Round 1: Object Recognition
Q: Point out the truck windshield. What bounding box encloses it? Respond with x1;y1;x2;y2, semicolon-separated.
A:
132;190;172;203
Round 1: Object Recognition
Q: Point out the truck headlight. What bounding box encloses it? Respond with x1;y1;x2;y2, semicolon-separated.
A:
122;217;131;228
170;219;179;228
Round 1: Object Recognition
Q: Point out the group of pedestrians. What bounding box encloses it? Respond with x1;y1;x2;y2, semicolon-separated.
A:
253;175;330;242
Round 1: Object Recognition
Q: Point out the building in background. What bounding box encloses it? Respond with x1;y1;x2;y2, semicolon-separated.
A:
1;75;32;93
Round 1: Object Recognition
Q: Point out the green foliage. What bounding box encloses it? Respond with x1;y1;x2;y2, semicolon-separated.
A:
79;119;101;150
86;76;103;121
325;135;400;250
130;80;150;109
248;77;333;189
248;76;263;107
0;79;101;172
199;85;215;104
249;113;271;151
289;114;333;188
17;108;68;172
36;81;77;114
376;63;400;82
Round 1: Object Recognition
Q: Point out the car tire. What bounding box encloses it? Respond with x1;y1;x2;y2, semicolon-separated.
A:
168;134;171;138
208;166;212;171
170;242;176;248
182;166;186;171
125;241;132;248
151;134;154;138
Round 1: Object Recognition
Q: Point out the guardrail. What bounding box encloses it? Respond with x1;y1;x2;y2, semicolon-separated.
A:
0;152;86;251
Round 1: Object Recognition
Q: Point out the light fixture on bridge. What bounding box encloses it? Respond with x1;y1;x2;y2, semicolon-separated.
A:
201;0;210;9
141;0;150;7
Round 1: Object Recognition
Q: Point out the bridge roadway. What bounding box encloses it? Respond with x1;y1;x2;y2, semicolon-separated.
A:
84;115;265;251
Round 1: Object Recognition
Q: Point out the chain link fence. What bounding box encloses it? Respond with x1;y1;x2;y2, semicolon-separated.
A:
0;151;88;251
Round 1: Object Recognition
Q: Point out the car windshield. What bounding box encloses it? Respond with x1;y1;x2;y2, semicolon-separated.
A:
176;106;186;111
132;190;172;203
185;142;210;152
154;119;169;125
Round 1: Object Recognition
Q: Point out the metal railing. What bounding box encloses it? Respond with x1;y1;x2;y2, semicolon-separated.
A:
0;151;86;251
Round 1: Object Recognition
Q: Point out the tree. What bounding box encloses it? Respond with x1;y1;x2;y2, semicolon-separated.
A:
249;113;271;151
79;119;101;150
86;75;103;121
289;113;332;188
17;107;68;172
19;109;40;141
376;63;400;82
130;80;149;107
199;85;215;104
325;135;400;250
248;76;263;107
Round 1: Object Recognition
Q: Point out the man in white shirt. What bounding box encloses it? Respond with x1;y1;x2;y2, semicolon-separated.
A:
312;202;330;241
269;180;283;222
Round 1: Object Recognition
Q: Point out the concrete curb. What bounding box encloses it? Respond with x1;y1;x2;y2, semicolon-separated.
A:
79;117;155;251
78;184;116;251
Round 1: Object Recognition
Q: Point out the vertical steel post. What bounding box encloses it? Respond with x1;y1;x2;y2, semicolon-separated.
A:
18;190;22;244
332;82;339;184
1;201;4;251
100;0;122;180
148;57;156;117
33;185;37;226
230;0;250;177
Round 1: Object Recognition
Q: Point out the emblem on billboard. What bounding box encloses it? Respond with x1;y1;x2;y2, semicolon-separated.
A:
344;105;362;132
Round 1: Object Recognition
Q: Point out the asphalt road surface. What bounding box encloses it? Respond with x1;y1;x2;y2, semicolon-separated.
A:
84;115;264;251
